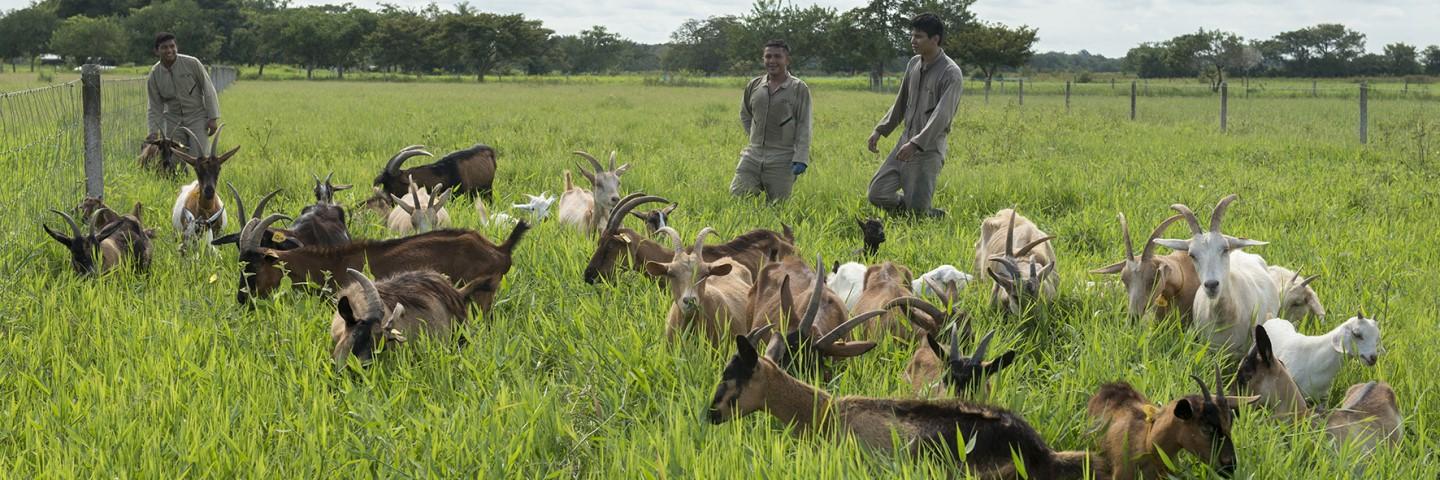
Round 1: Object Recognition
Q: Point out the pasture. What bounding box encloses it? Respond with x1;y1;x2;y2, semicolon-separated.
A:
1;78;1437;477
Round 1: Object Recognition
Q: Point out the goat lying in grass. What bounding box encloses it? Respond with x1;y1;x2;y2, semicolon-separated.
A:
911;265;972;307
827;261;866;312
1267;265;1324;321
748;256;891;378
850;261;924;341
43;207;154;275
709;335;1096;479
331;268;492;371
557;151;629;235
387;179;452;234
1091;213;1199;322
1260;312;1382;401
630;202;676;234
892;296;1018;400
645;227;753;347
975;208;1057;315
1087;371;1243;479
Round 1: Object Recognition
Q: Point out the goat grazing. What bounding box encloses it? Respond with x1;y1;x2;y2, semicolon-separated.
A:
137;129;188;176
645;227;753;347
1087;372;1240;479
850;261;924;340
1091;213;1200;322
894;297;1018;399
234;214;529;310
827;261;866;312
387;179;452;234
43;207;153;275
170;125;237;254
1235;325;1310;418
974;209;1057;314
1154;195;1277;358
557;151;630;235
373;143;497;202
331;268;492;370
1259;313;1382;400
1324;381;1402;455
1267;265;1325;321
709;335;1096;479
911;265;973;307
630;202;677;234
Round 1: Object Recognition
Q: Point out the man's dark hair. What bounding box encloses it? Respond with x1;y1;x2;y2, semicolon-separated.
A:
154;32;176;50
764;39;790;55
910;14;944;41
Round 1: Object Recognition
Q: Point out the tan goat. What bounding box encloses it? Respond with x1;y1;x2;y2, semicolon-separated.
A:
644;227;753;347
974;209;1058;314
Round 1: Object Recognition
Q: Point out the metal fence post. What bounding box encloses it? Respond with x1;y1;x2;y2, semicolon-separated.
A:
1359;82;1369;145
1220;82;1228;133
82;64;103;199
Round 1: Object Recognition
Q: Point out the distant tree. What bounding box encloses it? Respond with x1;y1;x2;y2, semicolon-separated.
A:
824;0;905;90
365;7;432;74
1026;50;1123;73
125;0;224;62
664;15;744;75
953;21;1037;90
1425;45;1440;75
1382;43;1421;76
1264;23;1365;76
733;0;835;71
0;4;60;71
567;25;626;73
896;0;976;54
1124;42;1173;78
1167;29;1248;91
54;0;139;20
434;9;549;82
239;9;288;77
48;15;128;63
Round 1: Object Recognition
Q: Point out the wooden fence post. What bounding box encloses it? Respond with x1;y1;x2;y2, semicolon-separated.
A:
82;64;103;199
1220;82;1228;133
1130;81;1137;121
1018;78;1024;106
1359;82;1369;145
1065;81;1071;113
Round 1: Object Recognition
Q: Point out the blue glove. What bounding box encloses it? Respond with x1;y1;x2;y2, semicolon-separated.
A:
792;162;807;175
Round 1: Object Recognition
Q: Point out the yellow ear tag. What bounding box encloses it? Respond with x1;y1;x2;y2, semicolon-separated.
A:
1154;296;1169;307
208;273;218;284
271;231;287;244
1142;404;1161;424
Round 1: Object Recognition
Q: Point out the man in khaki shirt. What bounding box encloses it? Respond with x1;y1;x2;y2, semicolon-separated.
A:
147;32;221;150
731;40;813;202
866;14;963;218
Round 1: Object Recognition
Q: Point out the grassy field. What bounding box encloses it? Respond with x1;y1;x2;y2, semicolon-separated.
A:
1;78;1438;477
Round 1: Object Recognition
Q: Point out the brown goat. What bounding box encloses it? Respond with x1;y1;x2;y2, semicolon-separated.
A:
849;261;923;341
211;183;303;251
645;227;753;347
43;207;153;275
373;143;497;202
137;129;189;176
1235;324;1309;419
1324;381;1401;455
709;335;1098;479
234;214;529;309
583;193;795;285
171;125;237;238
630;202;677;234
331;269;492;370
749;256;886;377
892;297;1019;400
1087;372;1240;479
1092;213;1199;323
975;209;1058;315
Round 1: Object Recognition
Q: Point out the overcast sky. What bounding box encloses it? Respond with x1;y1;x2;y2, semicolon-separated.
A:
5;0;1435;57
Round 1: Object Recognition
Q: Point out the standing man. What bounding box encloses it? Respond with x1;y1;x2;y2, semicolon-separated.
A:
147;32;220;149
866;14;963;218
731;39;812;203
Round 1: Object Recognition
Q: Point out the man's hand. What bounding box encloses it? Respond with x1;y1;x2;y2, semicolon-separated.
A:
206;118;218;136
867;131;881;153
897;141;919;162
792;162;807;176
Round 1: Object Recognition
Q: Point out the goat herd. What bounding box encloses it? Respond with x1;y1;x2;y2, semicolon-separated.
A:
42;128;1399;478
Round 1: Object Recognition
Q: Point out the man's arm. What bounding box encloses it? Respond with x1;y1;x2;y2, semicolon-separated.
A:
907;68;963;152
873;60;914;137
791;84;812;167
146;73;164;135
197;61;220;121
740;78;757;135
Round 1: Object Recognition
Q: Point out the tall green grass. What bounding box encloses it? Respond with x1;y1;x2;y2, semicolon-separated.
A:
0;80;1436;477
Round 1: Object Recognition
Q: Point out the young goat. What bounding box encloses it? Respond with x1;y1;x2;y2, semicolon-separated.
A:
974;209;1057;315
710;335;1096;479
858;217;885;256
911;265;973;307
893;297;1018;400
170;126;236;255
43;207;153;275
234;214;529;310
1324;381;1402;455
373;143;497;202
1087;372;1240;479
827;261;867;312
850;261;924;341
630;202;677;234
557;151;630;235
1260;312;1382;401
510;192;556;223
1235;325;1310;419
387;179;453;234
1154;195;1277;359
1091;213;1199;322
331;269;491;371
1267;265;1325;321
645;227;753;347
584;193;795;285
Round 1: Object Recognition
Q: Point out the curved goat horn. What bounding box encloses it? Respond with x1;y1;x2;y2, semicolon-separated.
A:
573;151;605;173
50;209;83;238
1013;235;1055;258
1213;365;1228;410
882;296;945;332
176;127;203;156
1190;374;1211;405
745;323;774;346
692;227;716;259
797;254;826;338
345;268;385;321
1209;194;1239;233
604;194;668;234
385;147;432;173
1170;204;1204;235
253;189;281;220
815;310;884;346
655;226;683;252
208;124;225;160
779;275;796;330
1118;212;1135;261
227;182;247;224
1142;214;1185;260
972;330;996;361
324;171;335;184
1004;209;1018;257
239;214;292;252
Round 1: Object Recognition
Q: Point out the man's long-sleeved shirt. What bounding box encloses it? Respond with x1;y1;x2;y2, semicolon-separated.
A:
740;74;812;165
147;54;220;133
874;51;963;153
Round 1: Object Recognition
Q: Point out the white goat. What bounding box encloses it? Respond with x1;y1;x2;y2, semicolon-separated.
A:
556;151;629;235
473;198;517;226
828;261;866;312
1154;194;1277;358
172;181;226;254
386;180;452;234
974;208;1058;314
511;192;556;222
1260;313;1383;400
1267;265;1325;321
911;265;973;306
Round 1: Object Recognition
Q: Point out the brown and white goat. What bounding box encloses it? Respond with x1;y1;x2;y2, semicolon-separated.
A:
849;261;925;341
43;207;153;275
234;215;529;309
373;143;497;202
974;209;1058;315
170;125;237;254
1324;381;1401;454
1091;213;1200;323
1235;324;1310;419
644;227;753;347
892;297;1018;400
583;193;795;285
710;335;1097;479
331;269;492;370
557;151;630;235
387;179;452;234
1087;372;1241;479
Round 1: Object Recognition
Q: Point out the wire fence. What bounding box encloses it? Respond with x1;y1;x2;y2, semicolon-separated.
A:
980;77;1439;101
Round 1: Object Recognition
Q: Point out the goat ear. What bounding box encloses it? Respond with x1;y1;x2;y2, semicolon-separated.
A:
734;335;759;365
643;261;669;277
986;350;1018;373
42;225;72;247
628;211;645;221
1152;239;1190;251
1173;398;1196;419
1225;236;1267;250
130;202;143;219
614;163;631;175
1331;331;1348;354
821;341;877;358
96;221;124;240
661;204;676;214
337;297;359;327
1254;325;1273;362
1091;261;1125;274
708;263;733;277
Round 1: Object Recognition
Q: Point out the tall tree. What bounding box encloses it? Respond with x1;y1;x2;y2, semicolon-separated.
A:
1265;23;1365;76
125;0;224;62
435;9;548;82
1167;29;1248;91
664;15;743;75
1424;45;1440;75
825;0;905;90
953;21;1037;90
1382;43;1421;76
48;15;128;63
0;4;60;71
366;7;433;74
896;0;976;54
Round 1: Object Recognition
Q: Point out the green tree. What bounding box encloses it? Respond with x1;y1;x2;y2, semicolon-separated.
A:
0;4;60;71
664;15;743;75
125;0;224;62
824;0;905;90
733;0;835;72
1264;23;1365;76
563;25;626;74
953;21;1037;91
1424;45;1440;75
896;0;976;54
434;9;549;82
1167;29;1249;91
1123;42;1174;78
1382;43;1420;76
48;15;128;63
366;6;433;74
